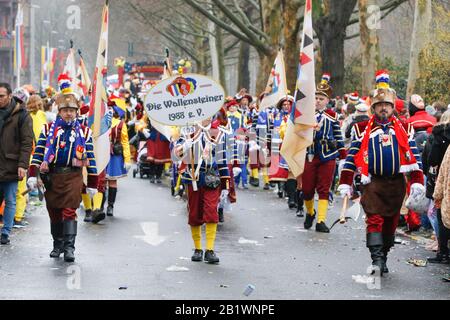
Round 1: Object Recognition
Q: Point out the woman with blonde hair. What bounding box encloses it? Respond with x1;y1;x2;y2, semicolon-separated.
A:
26;95;47;142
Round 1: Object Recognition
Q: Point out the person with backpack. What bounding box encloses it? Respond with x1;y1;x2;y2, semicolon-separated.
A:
0;83;33;244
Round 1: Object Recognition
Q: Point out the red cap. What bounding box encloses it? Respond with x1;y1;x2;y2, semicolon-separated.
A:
395;98;405;113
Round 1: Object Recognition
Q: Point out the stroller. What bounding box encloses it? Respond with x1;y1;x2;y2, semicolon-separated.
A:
132;141;152;179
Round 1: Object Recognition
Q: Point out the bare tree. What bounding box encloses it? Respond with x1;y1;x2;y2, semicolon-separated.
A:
406;0;432;99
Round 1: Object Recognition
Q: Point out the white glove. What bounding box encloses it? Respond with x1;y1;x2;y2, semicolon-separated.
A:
125;163;132;172
86;188;98;198
337;184;352;199
248;140;260;152
182;139;194;154
142;128;150;139
27;177;37;190
220;189;229;201
232;167;242;177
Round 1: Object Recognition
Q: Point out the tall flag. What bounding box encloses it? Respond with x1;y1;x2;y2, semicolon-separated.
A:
280;0;316;177
63;41;78;95
259;49;288;110
14;3;26;86
41;44;57;90
75;50;92;107
89;0;111;173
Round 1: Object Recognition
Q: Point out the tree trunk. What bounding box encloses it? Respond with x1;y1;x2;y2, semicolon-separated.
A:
314;0;358;97
255;0;280;94
216;26;226;90
406;0;432;99
318;28;346;96
256;51;276;95
281;0;302;93
208;15;220;82
359;0;380;96
237;41;251;91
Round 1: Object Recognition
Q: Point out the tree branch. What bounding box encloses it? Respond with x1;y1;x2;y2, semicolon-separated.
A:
184;0;255;45
211;0;272;54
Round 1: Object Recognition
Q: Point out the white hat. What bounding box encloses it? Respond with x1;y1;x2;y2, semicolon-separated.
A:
355;100;369;112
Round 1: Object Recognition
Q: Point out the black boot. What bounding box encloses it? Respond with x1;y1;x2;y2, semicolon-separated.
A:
304;211;316;230
250;177;259;187
428;252;450;264
382;234;395;273
296;190;304;217
92;193;106;224
107;187;117;216
277;182;285;198
155;165;163;184
218;207;224;223
149;165;156;183
315;221;330;233
83;209;93;223
204;250;220;264
63;220;77;262
367;232;385;276
191;249;203;262
263;183;270;190
285;179;297;209
50;222;64;258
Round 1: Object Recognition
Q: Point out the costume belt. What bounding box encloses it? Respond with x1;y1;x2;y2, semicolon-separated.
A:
49;166;82;174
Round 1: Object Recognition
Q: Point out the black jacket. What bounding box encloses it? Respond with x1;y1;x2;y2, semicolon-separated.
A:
429;123;450;167
423;123;450;198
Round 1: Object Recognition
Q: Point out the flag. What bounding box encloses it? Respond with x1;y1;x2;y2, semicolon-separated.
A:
63;47;78;94
89;0;110;173
259;49;288;110
14;3;26;80
41;44;57;89
75;52;92;108
280;0;316;177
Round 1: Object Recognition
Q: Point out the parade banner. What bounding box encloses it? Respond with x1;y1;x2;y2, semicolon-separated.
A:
41;44;57;89
259;49;288;110
88;0;110;173
144;74;225;126
280;0;315;177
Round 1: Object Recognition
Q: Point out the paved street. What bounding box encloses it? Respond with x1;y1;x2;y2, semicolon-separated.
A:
0;173;448;300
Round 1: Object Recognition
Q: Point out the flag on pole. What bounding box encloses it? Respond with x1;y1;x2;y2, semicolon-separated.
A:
88;0;111;173
280;0;316;177
75;51;92;109
63;44;78;95
259;49;288;110
14;3;26;85
41;44;57;90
